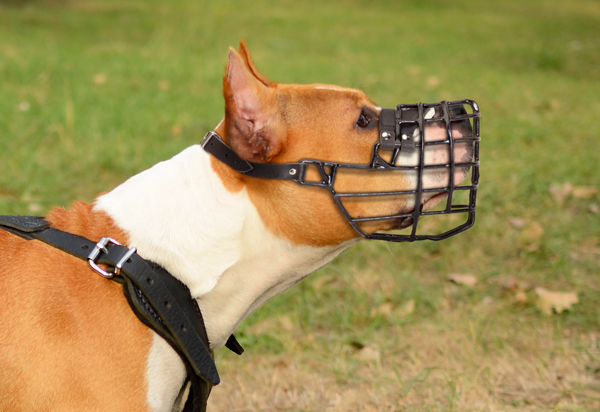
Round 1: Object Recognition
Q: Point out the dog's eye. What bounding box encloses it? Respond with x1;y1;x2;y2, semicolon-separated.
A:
356;113;371;128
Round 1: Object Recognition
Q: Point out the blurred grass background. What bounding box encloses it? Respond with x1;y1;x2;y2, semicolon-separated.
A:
1;0;599;410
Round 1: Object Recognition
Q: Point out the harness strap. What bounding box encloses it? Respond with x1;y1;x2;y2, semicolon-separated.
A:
0;215;244;411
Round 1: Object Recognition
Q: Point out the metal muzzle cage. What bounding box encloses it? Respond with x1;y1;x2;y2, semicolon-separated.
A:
300;99;481;242
201;99;481;243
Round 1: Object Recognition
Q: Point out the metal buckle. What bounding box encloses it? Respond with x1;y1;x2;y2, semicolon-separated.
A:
88;237;120;278
88;237;138;278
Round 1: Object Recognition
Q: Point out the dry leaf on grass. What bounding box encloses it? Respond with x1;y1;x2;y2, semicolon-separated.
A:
448;274;478;287
399;299;415;317
371;302;393;316
28;203;43;213
549;182;597;203
522;222;544;240
514;290;528;305
18;101;30;112
572;186;598;199
535;287;578;315
507;217;527;229
92;73;107;85
521;222;544;252
490;277;530;304
549;183;573;203
372;299;415;318
278;315;294;331
171;125;182;137
356;346;381;363
426;75;439;88
493;276;530;292
158;80;170;90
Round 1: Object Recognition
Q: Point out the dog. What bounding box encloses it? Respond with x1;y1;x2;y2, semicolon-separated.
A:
0;41;476;411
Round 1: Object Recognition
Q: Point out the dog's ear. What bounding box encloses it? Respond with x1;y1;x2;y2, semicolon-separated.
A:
223;47;282;163
237;40;275;87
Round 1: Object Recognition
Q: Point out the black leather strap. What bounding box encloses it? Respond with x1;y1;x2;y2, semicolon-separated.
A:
201;131;307;181
225;334;244;355
378;108;397;151
0;215;50;239
0;215;245;411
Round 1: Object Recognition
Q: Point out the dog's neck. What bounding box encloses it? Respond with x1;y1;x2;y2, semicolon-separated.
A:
94;143;355;349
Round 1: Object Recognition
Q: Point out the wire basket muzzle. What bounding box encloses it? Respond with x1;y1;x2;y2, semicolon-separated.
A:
301;99;481;242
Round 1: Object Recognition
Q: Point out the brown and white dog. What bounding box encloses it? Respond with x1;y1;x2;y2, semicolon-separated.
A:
0;41;472;411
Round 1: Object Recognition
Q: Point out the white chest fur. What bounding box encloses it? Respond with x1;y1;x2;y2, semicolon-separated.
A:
94;145;354;411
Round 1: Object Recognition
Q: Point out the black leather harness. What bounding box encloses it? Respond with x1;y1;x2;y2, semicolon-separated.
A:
0;215;243;412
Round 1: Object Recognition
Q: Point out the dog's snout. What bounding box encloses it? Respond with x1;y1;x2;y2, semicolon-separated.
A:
387;103;475;217
395;117;473;180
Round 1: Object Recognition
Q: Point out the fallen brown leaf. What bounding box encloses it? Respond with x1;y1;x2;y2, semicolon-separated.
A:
572;186;598;199
171;124;182;137
158;80;170;90
372;302;393;316
514;290;528;305
278;315;294;332
399;299;415;317
426;75;439;88
535;287;578;315
507;217;527;229
521;222;545;252
18;101;30;112
549;183;572;203
356;346;381;363
93;73;107;85
448;273;478;287
494;276;530;292
549;98;561;110
407;65;421;75
28;203;43;213
522;222;544;240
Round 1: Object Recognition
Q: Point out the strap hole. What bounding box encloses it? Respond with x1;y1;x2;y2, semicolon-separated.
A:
147;278;154;285
164;301;171;308
81;245;89;250
181;325;187;332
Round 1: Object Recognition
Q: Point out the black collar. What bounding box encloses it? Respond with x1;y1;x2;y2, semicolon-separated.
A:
0;215;243;411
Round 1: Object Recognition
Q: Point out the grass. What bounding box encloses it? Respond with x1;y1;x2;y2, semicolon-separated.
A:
1;0;600;410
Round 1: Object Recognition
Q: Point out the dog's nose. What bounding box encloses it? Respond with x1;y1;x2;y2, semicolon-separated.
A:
394;105;474;192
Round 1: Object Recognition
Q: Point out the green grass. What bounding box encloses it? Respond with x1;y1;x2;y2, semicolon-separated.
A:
1;0;600;410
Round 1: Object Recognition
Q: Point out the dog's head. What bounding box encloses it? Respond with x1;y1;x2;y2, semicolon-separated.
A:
212;41;479;246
